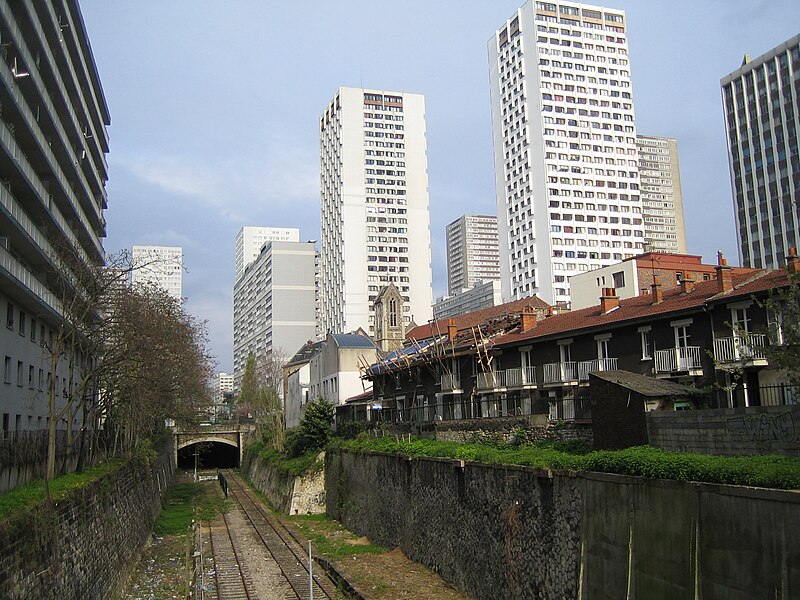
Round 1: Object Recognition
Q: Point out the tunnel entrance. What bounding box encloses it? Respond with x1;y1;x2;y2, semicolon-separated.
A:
177;441;239;469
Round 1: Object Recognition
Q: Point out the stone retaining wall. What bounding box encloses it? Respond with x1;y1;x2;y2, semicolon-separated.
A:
434;416;593;446
646;405;800;456
241;450;325;514
326;449;800;600
0;439;175;599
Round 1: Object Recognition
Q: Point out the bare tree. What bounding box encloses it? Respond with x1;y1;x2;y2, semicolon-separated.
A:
40;236;213;497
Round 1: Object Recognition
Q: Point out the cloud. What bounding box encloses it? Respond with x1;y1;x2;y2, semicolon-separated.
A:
116;140;319;223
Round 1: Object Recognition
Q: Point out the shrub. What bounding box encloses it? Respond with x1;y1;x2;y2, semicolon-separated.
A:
332;437;800;490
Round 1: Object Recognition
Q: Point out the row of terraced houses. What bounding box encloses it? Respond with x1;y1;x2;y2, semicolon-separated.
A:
351;252;798;428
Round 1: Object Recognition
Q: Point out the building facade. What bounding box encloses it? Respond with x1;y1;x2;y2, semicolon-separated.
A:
131;245;183;301
0;0;110;440
721;34;800;269
637;135;687;254
232;240;316;386
363;259;797;427
235;226;300;282
433;280;504;320
489;0;644;306
569;252;756;309
373;283;406;353
446;214;501;295
319;87;433;337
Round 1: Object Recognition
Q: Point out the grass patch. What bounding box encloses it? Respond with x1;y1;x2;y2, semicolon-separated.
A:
0;459;125;521
154;482;229;536
288;513;385;561
332;436;800;490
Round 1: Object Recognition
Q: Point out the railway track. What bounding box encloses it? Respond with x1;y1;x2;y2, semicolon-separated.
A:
207;511;253;599
224;471;340;600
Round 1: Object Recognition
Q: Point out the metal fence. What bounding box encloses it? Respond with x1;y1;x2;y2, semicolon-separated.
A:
339;392;592;427
714;383;799;408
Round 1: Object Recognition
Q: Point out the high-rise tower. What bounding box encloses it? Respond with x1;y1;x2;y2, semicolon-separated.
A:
132;245;183;302
234;226;300;282
446;214;501;295
319;87;433;335
0;1;110;441
637;135;687;254
489;1;644;305
721;35;800;268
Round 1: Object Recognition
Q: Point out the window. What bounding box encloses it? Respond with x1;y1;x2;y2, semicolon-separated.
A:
6;303;13;329
612;270;625;288
731;305;751;335
639;327;652;359
674;324;690;349
16;361;23;387
767;308;784;345
18;311;25;336
3;356;10;383
595;334;611;359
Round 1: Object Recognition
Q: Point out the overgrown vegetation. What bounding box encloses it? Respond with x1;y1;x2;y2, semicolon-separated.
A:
248;397;334;476
288;513;385;561
332;436;800;490
154;482;228;536
0;459;124;521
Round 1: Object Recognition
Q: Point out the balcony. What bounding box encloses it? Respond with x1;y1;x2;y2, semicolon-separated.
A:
439;373;461;392
476;370;506;391
578;358;618;381
713;334;767;367
543;362;578;385
505;366;537;388
654;347;704;376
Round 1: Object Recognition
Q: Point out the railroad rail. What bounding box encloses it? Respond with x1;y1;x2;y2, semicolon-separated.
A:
207;511;253;599
225;471;340;600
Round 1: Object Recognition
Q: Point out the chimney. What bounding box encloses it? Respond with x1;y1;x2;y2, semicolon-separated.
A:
446;318;457;341
600;287;619;314
680;277;695;294
651;275;663;304
521;307;537;332
787;247;800;274
715;252;733;292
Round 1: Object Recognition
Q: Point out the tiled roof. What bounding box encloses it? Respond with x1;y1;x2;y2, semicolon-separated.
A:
494;269;786;347
406;295;551;342
285;340;325;367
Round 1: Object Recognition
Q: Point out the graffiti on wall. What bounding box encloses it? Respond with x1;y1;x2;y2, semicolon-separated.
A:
726;412;796;443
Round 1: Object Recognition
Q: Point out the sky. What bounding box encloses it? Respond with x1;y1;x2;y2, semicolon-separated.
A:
79;1;800;372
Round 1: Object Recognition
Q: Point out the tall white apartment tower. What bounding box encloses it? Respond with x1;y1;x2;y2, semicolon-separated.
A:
235;226;300;281
446;215;501;295
722;35;800;269
320;87;433;335
637;135;687;254
132;245;183;302
489;1;644;305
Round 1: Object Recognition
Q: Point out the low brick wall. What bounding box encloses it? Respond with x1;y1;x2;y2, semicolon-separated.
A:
647;405;800;456
326;449;800;600
0;439;175;599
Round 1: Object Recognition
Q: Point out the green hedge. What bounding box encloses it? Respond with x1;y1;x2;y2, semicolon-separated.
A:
331;436;800;490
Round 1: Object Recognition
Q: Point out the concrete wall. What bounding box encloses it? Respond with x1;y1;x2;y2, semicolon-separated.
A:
647;405;800;456
242;449;325;515
326;449;800;600
0;439;175;599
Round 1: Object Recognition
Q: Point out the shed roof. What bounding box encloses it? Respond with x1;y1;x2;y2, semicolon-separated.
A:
589;371;703;397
